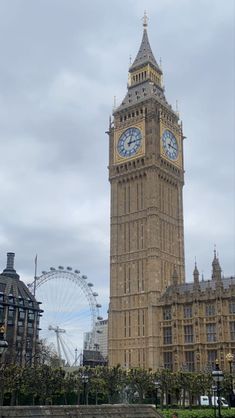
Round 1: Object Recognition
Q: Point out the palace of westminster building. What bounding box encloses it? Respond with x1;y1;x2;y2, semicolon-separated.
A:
108;16;235;373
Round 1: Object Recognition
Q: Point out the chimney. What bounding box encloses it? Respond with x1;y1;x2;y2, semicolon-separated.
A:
1;252;20;279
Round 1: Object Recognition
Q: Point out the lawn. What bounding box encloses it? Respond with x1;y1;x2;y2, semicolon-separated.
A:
159;408;235;418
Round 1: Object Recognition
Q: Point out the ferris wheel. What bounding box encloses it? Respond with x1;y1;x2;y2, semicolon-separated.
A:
28;266;103;366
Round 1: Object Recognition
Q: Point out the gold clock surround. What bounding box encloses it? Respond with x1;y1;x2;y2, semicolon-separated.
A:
160;121;182;168
114;120;145;164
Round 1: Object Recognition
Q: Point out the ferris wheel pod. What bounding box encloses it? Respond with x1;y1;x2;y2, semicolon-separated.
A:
92;292;98;297
96;304;102;308
66;267;72;271
87;282;93;287
97;316;103;321
74;270;80;274
82;275;87;279
58;266;64;270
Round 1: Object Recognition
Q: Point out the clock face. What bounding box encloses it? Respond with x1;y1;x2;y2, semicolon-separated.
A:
117;127;142;158
161;129;179;161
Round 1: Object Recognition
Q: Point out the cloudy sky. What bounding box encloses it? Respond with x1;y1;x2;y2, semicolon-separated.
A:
0;0;234;343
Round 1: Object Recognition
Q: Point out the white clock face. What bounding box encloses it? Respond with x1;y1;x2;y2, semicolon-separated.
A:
162;129;179;161
117;127;142;158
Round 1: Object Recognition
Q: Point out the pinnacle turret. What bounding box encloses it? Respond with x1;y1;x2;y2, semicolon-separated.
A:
212;249;222;282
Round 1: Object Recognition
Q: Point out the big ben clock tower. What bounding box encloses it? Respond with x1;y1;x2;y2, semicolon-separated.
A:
108;15;185;370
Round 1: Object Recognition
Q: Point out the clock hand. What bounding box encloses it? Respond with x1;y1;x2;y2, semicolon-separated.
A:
168;143;177;151
128;138;137;146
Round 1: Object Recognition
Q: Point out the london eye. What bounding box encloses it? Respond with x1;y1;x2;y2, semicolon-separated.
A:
28;267;102;365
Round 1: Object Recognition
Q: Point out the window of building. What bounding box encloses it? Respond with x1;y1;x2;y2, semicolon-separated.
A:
0;293;4;302
8;306;15;325
184;305;192;318
229;301;235;314
28;310;35;321
163;327;172;344
0;304;4;323
207;350;217;369
185;351;195;372
230;322;235;340
18;297;24;306
18;308;25;320
163;307;172;320
206;323;216;342
184;325;194;343
163;352;173;370
8;294;14;304
206;304;215;316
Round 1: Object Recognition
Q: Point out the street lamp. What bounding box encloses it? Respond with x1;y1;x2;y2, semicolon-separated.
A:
212;360;224;418
154;380;160;409
0;325;8;359
82;373;89;405
226;352;234;407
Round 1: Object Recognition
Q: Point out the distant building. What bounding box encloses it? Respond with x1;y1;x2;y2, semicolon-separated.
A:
0;252;43;366
83;319;108;366
94;319;108;359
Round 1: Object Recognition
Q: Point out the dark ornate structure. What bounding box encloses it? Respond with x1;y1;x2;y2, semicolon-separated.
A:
0;252;43;365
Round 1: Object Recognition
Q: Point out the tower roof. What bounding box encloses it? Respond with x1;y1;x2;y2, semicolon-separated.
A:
129;20;161;73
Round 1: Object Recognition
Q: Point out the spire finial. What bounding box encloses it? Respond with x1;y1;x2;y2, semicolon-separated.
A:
142;10;148;28
214;244;217;258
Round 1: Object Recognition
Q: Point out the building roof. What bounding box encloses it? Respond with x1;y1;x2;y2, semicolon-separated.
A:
116;80;174;113
0;252;42;310
129;28;161;73
160;276;235;301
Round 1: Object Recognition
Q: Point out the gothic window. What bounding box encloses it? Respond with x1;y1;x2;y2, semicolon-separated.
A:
184;325;194;343
230;322;235;340
185;351;195;372
163;327;172;344
142;310;145;336
207;350;217;369
163;351;173;370
163;306;172;320
124;312;127;337
206;323;216;342
206;304;215;316
138;310;140;336
184;305;192;318
128;311;131;337
229;301;235;314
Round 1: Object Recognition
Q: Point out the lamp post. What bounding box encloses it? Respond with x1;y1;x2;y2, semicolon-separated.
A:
226;352;233;407
154;380;160;409
212;360;224;418
82;373;89;405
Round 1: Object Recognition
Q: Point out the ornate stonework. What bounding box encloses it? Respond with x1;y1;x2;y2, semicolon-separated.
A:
108;20;185;370
108;19;234;372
